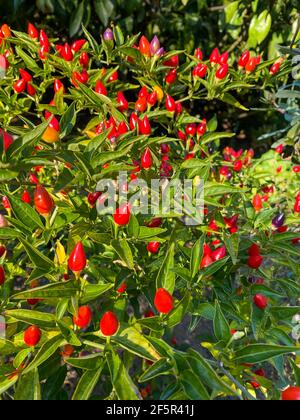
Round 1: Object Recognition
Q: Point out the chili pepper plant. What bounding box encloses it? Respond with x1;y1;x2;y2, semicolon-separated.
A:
0;22;299;401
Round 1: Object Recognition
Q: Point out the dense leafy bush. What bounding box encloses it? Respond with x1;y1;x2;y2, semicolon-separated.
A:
3;0;300;149
0;21;300;401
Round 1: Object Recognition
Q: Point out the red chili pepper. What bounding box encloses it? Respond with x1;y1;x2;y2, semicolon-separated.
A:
238;50;250;67
138;116;152;136
216;63;229;80
27;83;36;96
141;147;152;170
165;68;177;84
154;288;174;314
282;387;300;401
0;266;5;286
34;185;54;215
253;294;268;309
130;113;139;131
87;192;102;207
139;36;151;57
233;160;243;172
252;194;263;212
118;121;129;136
61;43;73;62
210;48;220;64
13;79;26;94
24;326;42;347
100;311;119;336
147;91;158;107
135;97;147;113
195;48;203;60
245;57;257;73
211;246;227;261
117;91;129;112
95;80;107;96
192;63;207;78
19;69;32;82
73;306;92;329
28;23;39;40
108;70;118;83
68;242;87;273
248;255;263;269
218;52;228;65
39;30;50;49
54;79;65;93
165;95;176;112
71;39;86;53
21;190;31;204
80;51;89;68
114;204;131;226
147;242;160;254
163;55;179;67
39;45;49;60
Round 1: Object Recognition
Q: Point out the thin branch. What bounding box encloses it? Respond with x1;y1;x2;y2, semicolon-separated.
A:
217;362;257;401
290;15;300;48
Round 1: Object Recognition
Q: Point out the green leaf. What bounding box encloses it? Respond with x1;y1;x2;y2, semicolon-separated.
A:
8;194;44;230
112;326;161;361
111;239;134;270
200;257;230;277
70;1;84;37
139;358;173;383
60;102;77;137
180;370;210;400
249;10;272;46
138;227;167;239
81;283;114;304
14;348;32;369
219;93;249;111
15;47;40;72
72;363;105;400
24;335;64;373
167;292;190;328
42;366;67;400
201;131;236;145
106;348;141;400
18;237;55;271
190;236;205;278
113;25;124;46
0;338;18;356
13;281;79;300
188;349;235;395
0;376;18;396
0;169;19;181
5;309;56;329
156;242;175;293
213;301;231;342
15;369;41;400
223;234;239;265
0;227;22;239
290;359;300;387
127;214;140;238
94;0;114;26
234;344;300;364
66;354;104;371
7;120;49;159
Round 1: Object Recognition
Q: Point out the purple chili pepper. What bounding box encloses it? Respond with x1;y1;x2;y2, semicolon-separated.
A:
272;213;285;228
103;28;114;42
155;47;165;58
150;36;160;55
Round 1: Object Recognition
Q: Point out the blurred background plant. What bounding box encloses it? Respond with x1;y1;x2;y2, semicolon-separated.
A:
2;0;299;54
